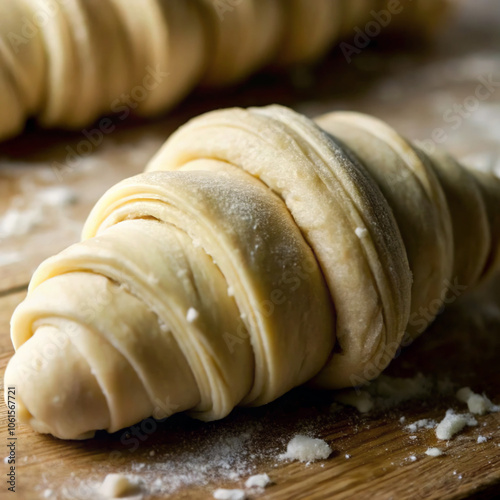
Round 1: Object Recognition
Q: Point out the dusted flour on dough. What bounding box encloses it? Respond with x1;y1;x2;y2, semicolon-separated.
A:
186;307;199;323
355;227;368;238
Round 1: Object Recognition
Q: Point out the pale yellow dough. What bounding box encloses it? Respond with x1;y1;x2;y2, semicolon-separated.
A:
4;104;499;440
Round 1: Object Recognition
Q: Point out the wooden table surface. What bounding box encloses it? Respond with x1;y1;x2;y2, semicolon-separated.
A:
1;1;500;498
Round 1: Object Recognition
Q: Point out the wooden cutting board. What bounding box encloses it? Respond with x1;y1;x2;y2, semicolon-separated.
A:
1;1;499;498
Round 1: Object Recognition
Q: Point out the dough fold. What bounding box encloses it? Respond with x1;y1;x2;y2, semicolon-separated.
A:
5;104;498;440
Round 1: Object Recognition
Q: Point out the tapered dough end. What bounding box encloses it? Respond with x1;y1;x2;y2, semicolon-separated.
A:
4;325;110;440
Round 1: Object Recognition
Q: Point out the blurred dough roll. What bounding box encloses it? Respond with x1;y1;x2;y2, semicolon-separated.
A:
0;0;447;141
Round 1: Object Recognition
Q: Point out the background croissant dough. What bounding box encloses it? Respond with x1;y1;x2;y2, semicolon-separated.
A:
0;0;448;142
4;105;499;440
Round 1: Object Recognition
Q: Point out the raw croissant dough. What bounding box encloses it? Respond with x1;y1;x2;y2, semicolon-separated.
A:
4;105;499;439
0;0;447;141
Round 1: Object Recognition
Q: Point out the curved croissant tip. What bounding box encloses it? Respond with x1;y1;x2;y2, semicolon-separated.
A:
4;326;109;440
5;391;95;440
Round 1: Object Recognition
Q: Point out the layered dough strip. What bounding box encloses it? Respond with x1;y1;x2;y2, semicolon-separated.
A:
0;0;448;141
146;105;412;388
315;112;455;340
317;112;500;321
6;163;333;439
5;104;498;440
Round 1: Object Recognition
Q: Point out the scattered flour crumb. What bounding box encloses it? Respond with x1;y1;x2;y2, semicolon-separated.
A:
399;416;406;424
405;419;437;433
280;435;332;463
355;227;368;238
176;268;187;278
43;489;53;498
335;390;373;413
408;455;417;462
425;447;444;457
213;489;246;500
435;409;478;440
345;454;351;459
227;286;235;297
477;435;488;444
186;307;199;323
149;450;155;457
98;473;141;499
409;436;417;440
147;274;159;286
456;387;500;415
244;473;271;489
3;457;9;464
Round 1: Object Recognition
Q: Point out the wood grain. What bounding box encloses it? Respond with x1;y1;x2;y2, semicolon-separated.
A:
1;1;500;499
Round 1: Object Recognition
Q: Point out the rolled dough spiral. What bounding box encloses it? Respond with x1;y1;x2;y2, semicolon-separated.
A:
0;0;447;141
4;104;499;440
